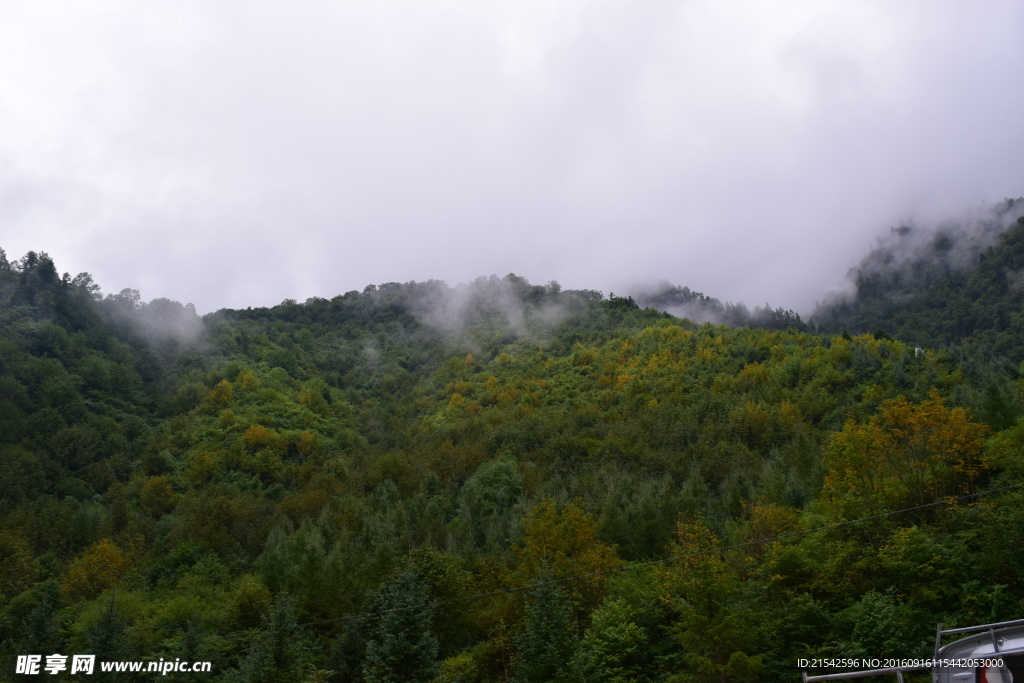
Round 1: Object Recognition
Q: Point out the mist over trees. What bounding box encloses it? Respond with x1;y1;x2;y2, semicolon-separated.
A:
631;283;807;331
813;198;1024;359
2;225;1024;681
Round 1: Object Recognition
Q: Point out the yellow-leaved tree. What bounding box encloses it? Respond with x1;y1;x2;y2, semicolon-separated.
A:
823;390;990;515
62;539;129;601
515;499;620;617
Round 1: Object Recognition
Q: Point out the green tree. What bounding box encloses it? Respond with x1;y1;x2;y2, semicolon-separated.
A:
6;581;64;660
659;522;763;682
82;596;133;683
362;572;439;683
258;518;347;619
224;593;315;683
568;598;648;682
838;591;925;660
458;455;523;550
513;573;578;683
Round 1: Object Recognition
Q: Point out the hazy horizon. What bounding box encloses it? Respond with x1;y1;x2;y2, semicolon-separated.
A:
3;1;1023;315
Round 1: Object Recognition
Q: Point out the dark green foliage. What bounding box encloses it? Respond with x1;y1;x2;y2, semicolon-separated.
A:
2;581;65;661
836;591;929;660
258;517;347;618
814;202;1024;362
458;456;524;551
160;618;213;683
223;593;315;683
362;572;439;683
513;576;578;683
82;596;134;682
2;245;1024;681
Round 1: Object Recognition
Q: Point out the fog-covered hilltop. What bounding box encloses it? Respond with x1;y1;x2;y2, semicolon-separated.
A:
630;282;807;331
813;198;1024;361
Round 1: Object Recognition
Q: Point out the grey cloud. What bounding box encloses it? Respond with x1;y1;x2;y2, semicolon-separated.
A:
1;1;1023;315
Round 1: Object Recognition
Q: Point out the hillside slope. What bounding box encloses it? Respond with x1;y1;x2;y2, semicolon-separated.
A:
1;248;1023;681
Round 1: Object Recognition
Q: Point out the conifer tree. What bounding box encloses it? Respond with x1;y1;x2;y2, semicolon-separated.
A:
513;574;577;683
225;593;315;683
362;572;439;683
83;595;133;683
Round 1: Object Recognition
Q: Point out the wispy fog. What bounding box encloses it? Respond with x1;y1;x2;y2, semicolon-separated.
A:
2;1;1023;314
135;297;204;344
101;288;204;345
818;198;1024;309
407;276;566;339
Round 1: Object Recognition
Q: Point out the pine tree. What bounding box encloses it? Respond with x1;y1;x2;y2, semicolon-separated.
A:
362;572;439;683
513;575;577;682
224;593;315;683
83;595;133;683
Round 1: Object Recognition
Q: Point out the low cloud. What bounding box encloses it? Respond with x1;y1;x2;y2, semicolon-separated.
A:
821;198;1024;308
396;275;571;350
1;1;1023;313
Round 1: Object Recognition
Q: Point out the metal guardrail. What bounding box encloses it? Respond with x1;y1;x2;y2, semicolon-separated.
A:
938;618;1024;637
801;617;1024;681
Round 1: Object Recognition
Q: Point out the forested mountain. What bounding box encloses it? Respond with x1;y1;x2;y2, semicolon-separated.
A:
813;199;1024;362
2;246;1023;682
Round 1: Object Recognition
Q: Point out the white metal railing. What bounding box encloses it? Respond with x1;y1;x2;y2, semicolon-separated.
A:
801;617;1024;682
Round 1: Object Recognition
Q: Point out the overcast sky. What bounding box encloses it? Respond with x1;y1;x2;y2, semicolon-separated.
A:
2;1;1023;314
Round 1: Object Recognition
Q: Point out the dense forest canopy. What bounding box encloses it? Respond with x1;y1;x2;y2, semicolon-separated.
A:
2;220;1024;682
